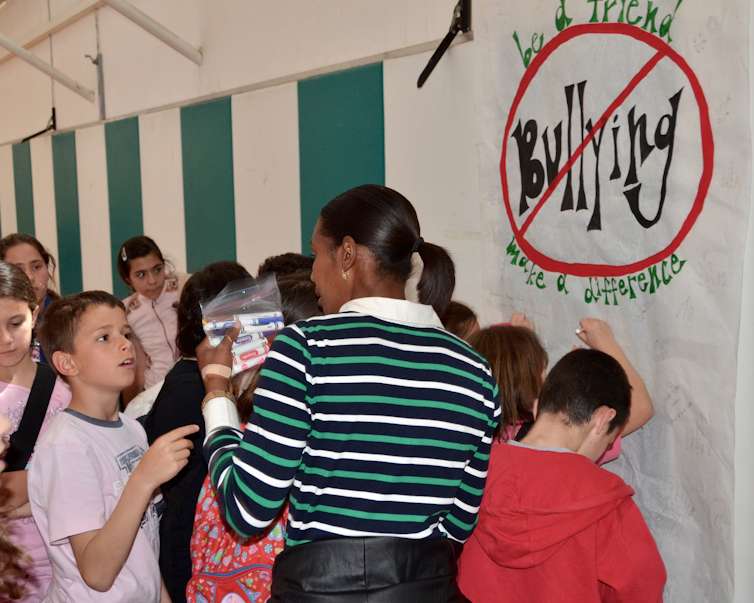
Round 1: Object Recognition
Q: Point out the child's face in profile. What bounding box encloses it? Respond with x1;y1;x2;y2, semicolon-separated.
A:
68;304;136;393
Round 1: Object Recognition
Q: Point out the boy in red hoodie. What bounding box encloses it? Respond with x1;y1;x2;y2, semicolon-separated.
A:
457;348;666;603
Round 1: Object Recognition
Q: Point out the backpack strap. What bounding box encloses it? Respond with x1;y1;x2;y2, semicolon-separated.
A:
5;363;57;472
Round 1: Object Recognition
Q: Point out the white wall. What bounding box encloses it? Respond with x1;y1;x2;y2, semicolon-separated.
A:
0;0;459;145
733;8;754;602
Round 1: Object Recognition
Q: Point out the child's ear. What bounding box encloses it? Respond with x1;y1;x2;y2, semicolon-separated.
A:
592;406;617;436
31;306;40;324
532;398;539;420
52;351;79;379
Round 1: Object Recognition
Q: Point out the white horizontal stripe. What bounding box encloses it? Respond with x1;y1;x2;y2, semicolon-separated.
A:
217;465;231;488
204;425;243;445
311;413;485;438
290;323;308;336
437;523;464;542
304;447;466;469
245;421;308;449
254;387;311;415
207;441;241;467
305;334;492;377
287;518;438;540
234;494;274;529
309;374;495;409
464;465;488;479
265;349;308;376
293;481;454;505
453;499;480;515
233;455;296;490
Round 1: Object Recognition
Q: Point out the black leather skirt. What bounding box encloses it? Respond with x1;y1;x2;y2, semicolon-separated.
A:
269;536;470;603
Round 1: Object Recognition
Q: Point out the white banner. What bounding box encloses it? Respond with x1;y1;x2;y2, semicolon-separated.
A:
474;1;750;600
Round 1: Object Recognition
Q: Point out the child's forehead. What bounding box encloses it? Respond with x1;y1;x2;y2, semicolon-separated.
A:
76;304;129;332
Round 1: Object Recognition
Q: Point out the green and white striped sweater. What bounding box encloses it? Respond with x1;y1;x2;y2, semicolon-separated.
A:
204;298;501;547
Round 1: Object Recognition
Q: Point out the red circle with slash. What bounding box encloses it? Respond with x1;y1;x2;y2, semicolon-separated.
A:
500;23;713;277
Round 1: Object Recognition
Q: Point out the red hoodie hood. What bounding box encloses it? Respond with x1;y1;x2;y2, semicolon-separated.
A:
473;442;634;570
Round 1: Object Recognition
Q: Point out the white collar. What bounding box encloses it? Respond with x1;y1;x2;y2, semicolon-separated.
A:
339;297;443;329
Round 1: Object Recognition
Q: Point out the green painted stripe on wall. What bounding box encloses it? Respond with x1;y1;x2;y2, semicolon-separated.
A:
181;97;236;272
51;132;83;296
298;63;385;254
105;117;143;299
12;142;35;236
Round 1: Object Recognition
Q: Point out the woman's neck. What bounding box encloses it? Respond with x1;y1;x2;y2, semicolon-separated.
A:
350;278;406;303
0;355;37;389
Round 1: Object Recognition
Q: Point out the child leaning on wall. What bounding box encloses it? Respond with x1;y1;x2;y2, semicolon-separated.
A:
28;291;199;603
467;317;654;462
457;348;666;603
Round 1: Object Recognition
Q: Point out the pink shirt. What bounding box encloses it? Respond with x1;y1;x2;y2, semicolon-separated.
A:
124;275;185;390
28;410;162;603
0;378;71;602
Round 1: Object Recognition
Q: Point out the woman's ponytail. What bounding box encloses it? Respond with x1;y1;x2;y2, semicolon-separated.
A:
319;184;456;314
416;242;455;316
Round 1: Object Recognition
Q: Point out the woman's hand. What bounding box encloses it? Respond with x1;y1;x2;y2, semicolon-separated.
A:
196;322;241;394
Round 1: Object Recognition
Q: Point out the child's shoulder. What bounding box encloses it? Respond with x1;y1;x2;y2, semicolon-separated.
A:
36;410;145;451
119;412;148;441
32;412;94;469
165;272;188;293
496;442;630;490
123;292;142;316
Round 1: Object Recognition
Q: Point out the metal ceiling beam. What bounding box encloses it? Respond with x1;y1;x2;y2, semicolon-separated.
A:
100;0;203;66
0;0;104;67
0;33;95;103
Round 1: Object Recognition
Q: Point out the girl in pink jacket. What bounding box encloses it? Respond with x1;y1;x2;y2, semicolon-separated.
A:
118;237;186;391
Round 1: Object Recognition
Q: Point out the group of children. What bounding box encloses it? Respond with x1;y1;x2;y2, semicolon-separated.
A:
0;231;666;602
439;304;665;601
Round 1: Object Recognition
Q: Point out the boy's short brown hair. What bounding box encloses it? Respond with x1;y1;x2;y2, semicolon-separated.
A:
38;291;126;375
538;348;631;433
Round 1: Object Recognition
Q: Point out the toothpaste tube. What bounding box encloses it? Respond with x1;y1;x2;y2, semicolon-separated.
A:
203;314;284;330
231;353;267;376
207;322;284;338
208;331;267;347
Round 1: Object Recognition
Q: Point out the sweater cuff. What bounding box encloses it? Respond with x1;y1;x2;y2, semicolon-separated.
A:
202;395;241;432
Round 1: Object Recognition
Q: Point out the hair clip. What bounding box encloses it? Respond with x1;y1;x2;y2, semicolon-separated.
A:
121;247;127;262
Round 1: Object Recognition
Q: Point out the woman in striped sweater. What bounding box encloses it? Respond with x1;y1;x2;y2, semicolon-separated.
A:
198;185;501;603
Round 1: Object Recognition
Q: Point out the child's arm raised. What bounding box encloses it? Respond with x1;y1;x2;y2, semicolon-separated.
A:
68;424;198;592
576;318;654;436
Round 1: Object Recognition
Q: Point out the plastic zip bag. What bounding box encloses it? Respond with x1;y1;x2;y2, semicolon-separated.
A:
201;274;283;375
